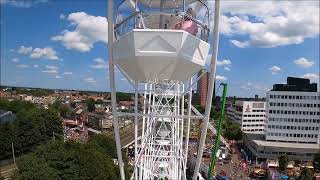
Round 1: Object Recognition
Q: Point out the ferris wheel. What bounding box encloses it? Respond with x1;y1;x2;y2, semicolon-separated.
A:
107;0;221;179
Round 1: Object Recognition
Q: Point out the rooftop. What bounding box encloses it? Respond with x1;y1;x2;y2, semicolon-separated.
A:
246;133;320;150
272;77;317;92
0;110;16;123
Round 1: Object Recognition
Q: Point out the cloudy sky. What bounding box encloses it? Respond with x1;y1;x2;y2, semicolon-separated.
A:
0;0;319;97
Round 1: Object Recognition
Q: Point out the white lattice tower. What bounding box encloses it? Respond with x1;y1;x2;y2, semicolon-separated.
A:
135;83;186;179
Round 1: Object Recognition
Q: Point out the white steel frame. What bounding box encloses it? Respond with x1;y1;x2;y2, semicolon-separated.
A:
119;77;195;180
107;0;221;179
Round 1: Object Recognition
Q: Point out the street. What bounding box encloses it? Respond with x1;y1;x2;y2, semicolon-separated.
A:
215;149;250;180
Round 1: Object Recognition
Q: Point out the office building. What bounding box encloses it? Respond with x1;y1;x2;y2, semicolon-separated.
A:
227;100;266;134
266;77;319;143
243;77;320;162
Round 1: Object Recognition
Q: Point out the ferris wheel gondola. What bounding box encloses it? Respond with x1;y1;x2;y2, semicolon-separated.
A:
108;0;221;179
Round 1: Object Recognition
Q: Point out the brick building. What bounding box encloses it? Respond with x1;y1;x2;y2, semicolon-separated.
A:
197;70;209;107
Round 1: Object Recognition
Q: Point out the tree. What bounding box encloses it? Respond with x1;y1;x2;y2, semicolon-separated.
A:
96;99;104;104
0;122;15;160
0;99;35;113
88;134;131;179
314;151;320;172
16;140;119;180
88;134;117;158
13;108;47;155
298;168;313;180
0;100;62;160
223;120;242;141
116;92;132;102
15;88;54;97
40;108;63;138
279;155;289;171
86;98;96;112
70;101;76;108
17;155;59;180
50;100;72;118
59;104;71;118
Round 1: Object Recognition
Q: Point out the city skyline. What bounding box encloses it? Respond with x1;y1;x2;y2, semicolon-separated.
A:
1;0;319;97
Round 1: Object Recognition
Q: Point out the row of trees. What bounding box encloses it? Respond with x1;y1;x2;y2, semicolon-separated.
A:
15;135;130;180
0;99;135;179
14;88;54;97
221;119;242;141
194;104;243;141
208;106;243;141
0;99;62;160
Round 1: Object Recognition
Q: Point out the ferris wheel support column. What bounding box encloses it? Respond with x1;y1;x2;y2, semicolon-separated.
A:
183;79;192;180
192;0;221;179
134;81;138;180
108;1;125;180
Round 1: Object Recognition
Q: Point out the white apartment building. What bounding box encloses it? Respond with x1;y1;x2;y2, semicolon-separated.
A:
266;91;320;144
227;101;266;134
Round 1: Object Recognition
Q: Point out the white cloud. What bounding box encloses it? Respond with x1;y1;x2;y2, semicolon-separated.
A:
17;46;33;54
269;66;281;75
230;40;249;48
90;58;108;69
33;64;39;68
45;65;58;70
217;59;232;66
42;69;58;74
294;57;314;68
216;75;227;81
11;58;19;63
30;47;59;60
204;1;319;48
0;0;48;8
301;73;319;81
42;65;59;74
240;82;269;92
16;64;29;68
241;85;250;90
83;77;96;83
63;72;73;75
60;14;66;19
52;12;108;52
206;55;232;71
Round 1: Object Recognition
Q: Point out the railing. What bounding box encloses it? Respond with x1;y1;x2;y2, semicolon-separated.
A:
114;11;210;42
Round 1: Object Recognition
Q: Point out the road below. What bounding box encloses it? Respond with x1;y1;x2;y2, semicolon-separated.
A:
120;121;143;148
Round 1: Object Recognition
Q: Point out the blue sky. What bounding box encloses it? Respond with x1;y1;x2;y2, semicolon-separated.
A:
1;0;319;97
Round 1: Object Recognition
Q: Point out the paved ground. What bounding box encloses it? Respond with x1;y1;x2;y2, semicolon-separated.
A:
215;150;250;180
120;121;142;148
0;164;16;179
